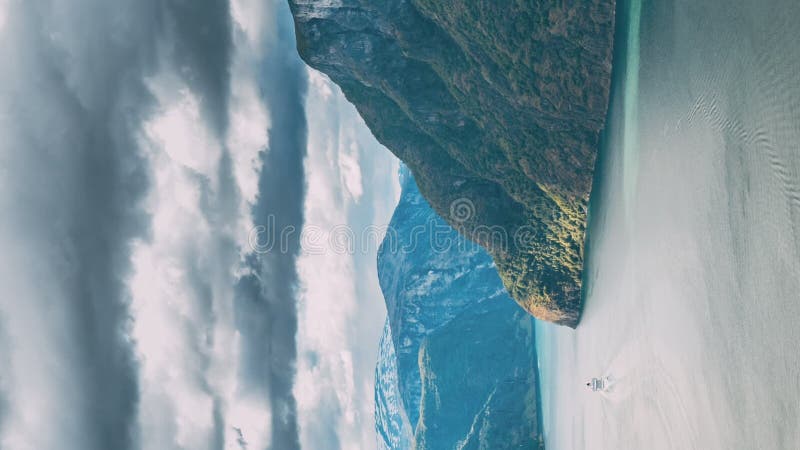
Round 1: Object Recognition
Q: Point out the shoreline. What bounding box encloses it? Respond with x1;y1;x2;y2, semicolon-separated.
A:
535;0;640;444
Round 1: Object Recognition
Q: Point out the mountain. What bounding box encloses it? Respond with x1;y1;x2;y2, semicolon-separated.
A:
288;0;616;327
373;167;543;449
375;321;414;450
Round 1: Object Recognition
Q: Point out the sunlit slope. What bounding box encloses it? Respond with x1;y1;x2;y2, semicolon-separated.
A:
289;0;616;326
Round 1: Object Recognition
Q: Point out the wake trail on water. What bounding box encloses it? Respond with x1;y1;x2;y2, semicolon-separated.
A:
590;342;703;450
594;342;640;403
681;3;800;233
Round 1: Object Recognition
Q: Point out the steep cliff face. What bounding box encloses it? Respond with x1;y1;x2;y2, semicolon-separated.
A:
415;302;542;450
289;0;616;326
374;167;542;449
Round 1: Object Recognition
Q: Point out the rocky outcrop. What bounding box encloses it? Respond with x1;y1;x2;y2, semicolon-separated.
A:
288;0;616;326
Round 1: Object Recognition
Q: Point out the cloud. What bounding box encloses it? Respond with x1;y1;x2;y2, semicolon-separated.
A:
0;0;263;449
0;1;161;448
159;0;233;137
338;139;364;202
293;80;360;447
232;2;309;448
130;115;253;450
0;2;399;450
129;1;288;450
0;0;7;32
293;68;401;450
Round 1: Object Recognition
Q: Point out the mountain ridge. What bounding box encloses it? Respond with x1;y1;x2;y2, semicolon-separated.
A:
373;166;542;449
289;0;616;326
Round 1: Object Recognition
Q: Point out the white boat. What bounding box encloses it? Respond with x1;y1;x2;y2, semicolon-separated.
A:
586;377;605;392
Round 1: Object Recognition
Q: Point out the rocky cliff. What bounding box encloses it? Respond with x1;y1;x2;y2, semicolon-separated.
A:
288;0;616;326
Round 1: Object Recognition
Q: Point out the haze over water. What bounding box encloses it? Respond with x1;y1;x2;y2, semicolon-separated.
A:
536;0;800;448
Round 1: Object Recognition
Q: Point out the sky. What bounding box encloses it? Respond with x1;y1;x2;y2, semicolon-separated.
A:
0;1;400;449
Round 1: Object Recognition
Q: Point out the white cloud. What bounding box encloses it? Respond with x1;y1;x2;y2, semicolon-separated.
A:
127;2;300;449
226;7;272;250
308;68;334;101
227;75;269;205
0;234;96;450
144;84;222;177
0;2;399;450
127;4;283;448
338;139;364;202
294;68;399;450
0;0;7;33
132;76;270;449
227;0;275;207
295;78;361;448
0;1;160;448
231;0;273;47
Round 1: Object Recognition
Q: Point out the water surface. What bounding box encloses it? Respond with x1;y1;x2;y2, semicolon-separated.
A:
537;0;800;448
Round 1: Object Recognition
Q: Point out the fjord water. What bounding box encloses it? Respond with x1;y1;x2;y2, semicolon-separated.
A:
536;0;800;449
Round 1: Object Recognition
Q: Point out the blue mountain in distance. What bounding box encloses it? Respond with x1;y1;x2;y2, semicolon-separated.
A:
375;166;544;449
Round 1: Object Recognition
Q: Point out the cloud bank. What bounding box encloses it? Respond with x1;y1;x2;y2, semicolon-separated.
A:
0;0;304;449
0;1;160;448
233;2;308;448
0;1;399;449
293;69;400;450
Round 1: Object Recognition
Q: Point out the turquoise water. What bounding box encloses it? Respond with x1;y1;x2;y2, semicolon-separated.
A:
537;0;800;448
